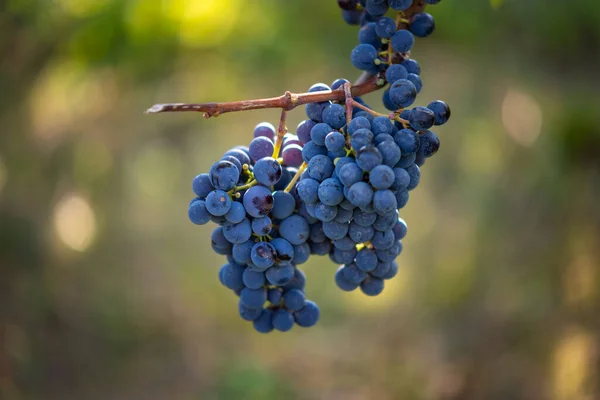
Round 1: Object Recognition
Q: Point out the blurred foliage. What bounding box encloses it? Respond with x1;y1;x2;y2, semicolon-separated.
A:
1;1;599;399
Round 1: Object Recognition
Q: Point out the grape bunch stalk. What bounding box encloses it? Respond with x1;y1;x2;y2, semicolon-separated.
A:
147;0;450;333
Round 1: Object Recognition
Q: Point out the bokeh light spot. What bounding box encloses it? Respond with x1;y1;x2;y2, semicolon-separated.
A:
502;88;543;147
53;193;97;252
56;0;111;17
553;327;595;400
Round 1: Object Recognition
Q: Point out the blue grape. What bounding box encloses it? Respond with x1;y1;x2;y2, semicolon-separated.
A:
407;73;423;93
395;189;410;208
347;181;374;207
358;22;383;48
401;58;421;75
293;300;320;327
283;289;306;311
273;309;295;332
377;141;402;167
360;276;385;296
318;178;344;206
331;247;358;265
297;202;318;224
374;210;399;232
350;128;374;150
308;155;334;182
232;240;255;265
209;160;239;191
382;90;398;111
370;261;392;278
419;130;440;157
356;146;383;172
349;221;375;243
266;264;295;286
243;185;274;218
225;201;246;224
405;164;421;190
223;149;251;169
323;220;350;240
302;141;328;162
375;17;397;39
282;144;303;168
392;167;410;190
206;190;232;216
221;155;242;172
427;100;451;126
334;207;354;223
396;153;417;169
409;106;435;131
279;215;310;245
188;200;210;225
351;44;378;71
325;131;346;153
331;78;350;90
409;12;435;37
239;302;263;321
335;266;359;291
394;129;420;154
356;248;378;272
223;218;252;244
249;137;275;162
253;122;276;140
393;218;408;241
296;178;320;204
240;287;267;309
348;116;371;134
310;241;332;255
374;133;394;146
365;0;389;17
322;103;346;129
292;243;311;265
243;268;266;290
251;216;272;236
315;202;338;222
271;238;295;265
271;191;296;220
192;173;214;199
311;123;333;146
253;157;282;186
371;230;395;250
371;116;395;136
389;79;417;108
334;236;356;251
369;165;395;190
253;309;274;333
342;263;368;284
353;209;377;227
283;268;306;291
376;241;403;262
297;119;316;144
389;0;412;11
219;262;245;291
383;260;399;279
251;241;276;270
373;189;397;215
391;29;415;53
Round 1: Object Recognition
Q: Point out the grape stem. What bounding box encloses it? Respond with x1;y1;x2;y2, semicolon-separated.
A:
146;77;384;118
228;179;258;197
352;100;410;128
272;109;288;158
284;162;308;193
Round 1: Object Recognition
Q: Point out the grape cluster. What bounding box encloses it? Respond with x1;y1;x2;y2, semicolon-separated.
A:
189;122;320;333
186;1;450;333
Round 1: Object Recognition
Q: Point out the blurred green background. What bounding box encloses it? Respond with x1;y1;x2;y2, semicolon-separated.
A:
1;1;599;399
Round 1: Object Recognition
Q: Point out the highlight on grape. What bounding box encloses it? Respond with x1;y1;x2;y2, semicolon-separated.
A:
149;0;451;333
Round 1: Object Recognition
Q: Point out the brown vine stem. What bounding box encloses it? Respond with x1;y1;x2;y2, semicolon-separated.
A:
146;77;383;118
